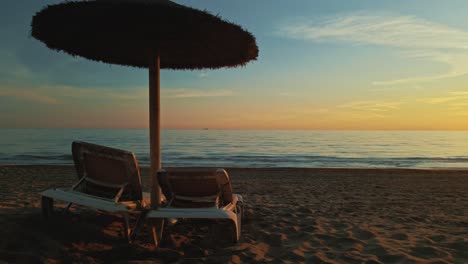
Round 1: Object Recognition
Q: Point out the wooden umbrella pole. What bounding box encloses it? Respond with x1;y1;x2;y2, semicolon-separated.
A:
149;51;161;209
149;51;164;246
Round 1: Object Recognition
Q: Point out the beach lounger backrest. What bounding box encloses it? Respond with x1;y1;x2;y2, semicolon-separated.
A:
160;168;233;207
72;141;143;201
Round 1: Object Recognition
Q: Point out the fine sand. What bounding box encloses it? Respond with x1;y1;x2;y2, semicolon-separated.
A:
0;165;467;263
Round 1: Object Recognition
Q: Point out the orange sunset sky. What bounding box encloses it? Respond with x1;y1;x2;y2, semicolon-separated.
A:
1;0;468;130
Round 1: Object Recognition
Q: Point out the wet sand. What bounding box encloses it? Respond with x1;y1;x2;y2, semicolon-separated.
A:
0;165;467;263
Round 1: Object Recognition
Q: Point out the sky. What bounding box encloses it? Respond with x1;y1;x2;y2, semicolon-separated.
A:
1;0;468;130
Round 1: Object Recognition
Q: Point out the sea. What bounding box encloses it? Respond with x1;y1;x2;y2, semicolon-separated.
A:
1;129;468;168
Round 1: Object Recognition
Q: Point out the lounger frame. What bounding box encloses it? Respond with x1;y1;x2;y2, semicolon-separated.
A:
147;169;243;246
41;141;149;243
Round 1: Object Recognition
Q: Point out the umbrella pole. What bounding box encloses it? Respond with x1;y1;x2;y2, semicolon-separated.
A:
149;52;161;208
149;52;164;246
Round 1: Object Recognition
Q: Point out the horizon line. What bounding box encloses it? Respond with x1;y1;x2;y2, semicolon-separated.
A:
1;127;468;131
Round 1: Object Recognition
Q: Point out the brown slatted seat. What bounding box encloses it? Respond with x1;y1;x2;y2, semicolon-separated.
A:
159;167;234;208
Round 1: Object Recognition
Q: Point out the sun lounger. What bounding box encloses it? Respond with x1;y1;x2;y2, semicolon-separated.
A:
41;141;150;243
146;168;244;246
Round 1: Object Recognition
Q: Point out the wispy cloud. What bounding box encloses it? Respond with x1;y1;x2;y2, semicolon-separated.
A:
417;91;468;104
277;15;468;49
373;51;468;86
59;86;147;101
0;89;59;105
332;100;404;120
0;84;235;105
198;72;209;78
277;14;468;86
338;100;402;112
58;86;233;100
0;85;148;105
278;92;298;97
0;50;33;81
417;96;460;104
417;91;468;115
162;89;233;98
450;91;468;96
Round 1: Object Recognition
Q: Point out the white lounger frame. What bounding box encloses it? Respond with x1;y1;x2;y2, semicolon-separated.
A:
146;169;244;246
41;143;243;246
40;141;149;243
41;188;149;242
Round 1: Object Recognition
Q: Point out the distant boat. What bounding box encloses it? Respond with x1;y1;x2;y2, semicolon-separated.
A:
203;128;209;130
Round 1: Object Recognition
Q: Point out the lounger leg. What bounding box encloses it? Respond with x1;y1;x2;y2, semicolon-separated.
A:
129;210;149;242
151;219;165;247
239;201;245;220
41;196;54;219
236;203;243;240
64;202;73;214
123;213;131;243
229;219;240;243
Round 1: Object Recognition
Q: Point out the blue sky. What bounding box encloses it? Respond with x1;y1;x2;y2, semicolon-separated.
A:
1;0;468;129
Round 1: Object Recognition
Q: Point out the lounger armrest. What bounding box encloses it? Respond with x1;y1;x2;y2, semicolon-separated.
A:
222;194;243;211
231;194;239;205
215;168;229;181
234;194;243;204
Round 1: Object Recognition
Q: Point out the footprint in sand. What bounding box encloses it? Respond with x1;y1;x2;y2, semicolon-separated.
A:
335;237;364;251
261;232;288;247
389;233;408;240
283;248;306;262
409;246;451;259
315;233;335;243
428;235;446;242
445;240;467;253
352;228;376;240
378;253;408;263
364;243;389;256
341;249;373;263
300;241;312;250
309;251;339;264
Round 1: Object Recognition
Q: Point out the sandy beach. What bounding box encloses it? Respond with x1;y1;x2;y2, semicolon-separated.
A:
0;165;466;263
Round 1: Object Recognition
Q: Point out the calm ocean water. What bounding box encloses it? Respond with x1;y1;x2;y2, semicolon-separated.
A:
0;129;468;168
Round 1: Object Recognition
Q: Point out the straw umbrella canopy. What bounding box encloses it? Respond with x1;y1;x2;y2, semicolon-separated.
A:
31;0;258;208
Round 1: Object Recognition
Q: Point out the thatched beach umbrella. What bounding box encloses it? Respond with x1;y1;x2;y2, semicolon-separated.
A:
31;0;258;208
